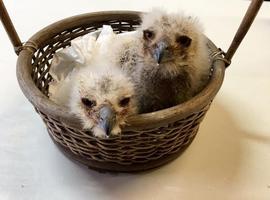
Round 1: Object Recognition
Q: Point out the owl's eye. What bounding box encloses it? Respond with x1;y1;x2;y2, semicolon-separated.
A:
81;98;96;108
176;35;192;47
119;97;130;107
143;30;155;40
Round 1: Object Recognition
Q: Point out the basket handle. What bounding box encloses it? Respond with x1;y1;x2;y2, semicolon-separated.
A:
0;0;22;55
224;0;264;67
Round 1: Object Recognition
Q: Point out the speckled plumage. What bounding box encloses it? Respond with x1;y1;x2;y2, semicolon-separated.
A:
69;64;137;137
114;9;211;113
49;26;138;138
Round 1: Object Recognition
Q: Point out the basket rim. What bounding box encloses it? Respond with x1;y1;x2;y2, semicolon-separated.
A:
16;11;225;130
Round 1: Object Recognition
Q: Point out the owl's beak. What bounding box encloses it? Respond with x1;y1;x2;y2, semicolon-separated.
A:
153;41;168;64
98;105;116;137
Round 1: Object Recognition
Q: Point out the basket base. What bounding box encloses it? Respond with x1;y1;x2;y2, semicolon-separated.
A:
48;129;197;173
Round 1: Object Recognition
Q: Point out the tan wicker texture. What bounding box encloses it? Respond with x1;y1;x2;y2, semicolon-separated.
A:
12;12;225;172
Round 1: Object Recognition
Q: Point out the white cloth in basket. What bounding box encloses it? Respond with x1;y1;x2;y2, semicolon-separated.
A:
48;25;137;106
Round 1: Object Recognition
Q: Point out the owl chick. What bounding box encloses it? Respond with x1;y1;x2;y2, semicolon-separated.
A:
113;9;211;113
136;9;210;113
69;65;137;138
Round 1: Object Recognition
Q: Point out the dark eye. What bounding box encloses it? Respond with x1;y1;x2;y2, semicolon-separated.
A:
119;97;130;107
143;30;155;40
176;35;192;47
81;98;96;108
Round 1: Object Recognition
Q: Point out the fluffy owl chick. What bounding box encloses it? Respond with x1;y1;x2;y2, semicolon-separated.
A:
133;9;211;113
69;65;136;138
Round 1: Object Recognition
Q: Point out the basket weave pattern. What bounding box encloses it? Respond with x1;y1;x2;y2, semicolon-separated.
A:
12;12;225;172
29;19;211;165
37;104;209;165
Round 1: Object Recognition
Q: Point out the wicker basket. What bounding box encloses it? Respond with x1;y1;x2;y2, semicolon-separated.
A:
0;0;263;172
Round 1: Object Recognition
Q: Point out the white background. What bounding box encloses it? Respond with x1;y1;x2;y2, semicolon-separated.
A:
0;0;270;199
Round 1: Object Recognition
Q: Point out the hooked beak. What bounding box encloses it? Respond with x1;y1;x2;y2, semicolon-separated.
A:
98;105;116;137
153;41;168;64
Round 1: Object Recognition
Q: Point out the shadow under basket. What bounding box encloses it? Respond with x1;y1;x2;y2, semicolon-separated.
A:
15;11;225;172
